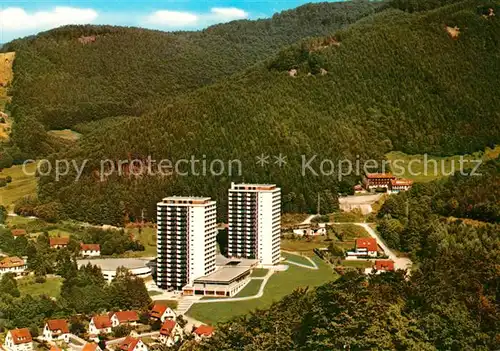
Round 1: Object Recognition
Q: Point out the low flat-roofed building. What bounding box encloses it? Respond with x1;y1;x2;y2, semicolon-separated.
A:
183;256;258;297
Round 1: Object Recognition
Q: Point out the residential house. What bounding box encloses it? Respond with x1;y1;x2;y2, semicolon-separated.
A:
89;315;112;337
390;179;413;193
150;304;176;322
365;260;395;275
363;173;396;191
42;319;70;343
0;257;27;276
159;320;182;347
49;346;62;351
3;329;33;351
82;343;102;351
118;337;147;351
193;325;214;341
80;244;101;257
10;229;27;238
110;311;139;327
50;237;70;249
375;260;395;272
347;238;378;257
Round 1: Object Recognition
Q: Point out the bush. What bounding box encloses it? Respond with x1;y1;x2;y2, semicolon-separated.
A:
0;179;7;188
5;176;12;183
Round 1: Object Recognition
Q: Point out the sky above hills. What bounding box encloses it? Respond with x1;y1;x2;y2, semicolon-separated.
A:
0;0;339;42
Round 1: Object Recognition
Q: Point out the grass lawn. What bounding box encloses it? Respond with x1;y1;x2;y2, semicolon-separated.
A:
329;211;366;223
47;129;82;142
250;268;268;277
48;229;72;238
341;260;372;268
126;226;156;257
385;145;500;183
148;291;163;297
17;276;63;298
235;280;263;298
187;256;336;324
281;237;328;256
0;163;37;211
282;252;314;266
331;224;370;240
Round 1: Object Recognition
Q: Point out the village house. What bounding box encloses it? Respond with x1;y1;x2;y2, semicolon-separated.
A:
42;319;70;343
390;179;413;193
50;237;70;249
10;229;27;238
110;311;139;327
159;320;182;347
347;238;378;258
363;173;396;191
375;260;395;272
365;260;395;275
82;343;102;351
0;257;27;276
118;336;148;351
80;244;101;257
150;304;176;322
49;346;62;351
193;325;215;342
89;315;113;338
3;329;33;351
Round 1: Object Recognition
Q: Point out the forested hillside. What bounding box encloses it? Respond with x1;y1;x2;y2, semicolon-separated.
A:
3;1;379;156
197;221;500;350
27;0;500;225
377;159;500;253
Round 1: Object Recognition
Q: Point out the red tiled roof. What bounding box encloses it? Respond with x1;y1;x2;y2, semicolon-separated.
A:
160;320;177;336
119;336;140;351
50;237;70;247
194;325;214;337
356;238;378;252
46;319;70;334
11;229;27;236
82;343;99;351
50;346;62;351
9;329;32;345
391;179;414;186
92;315;112;329
375;260;395;271
365;173;395;179
112;311;139;323
81;243;100;251
0;256;25;269
150;304;167;319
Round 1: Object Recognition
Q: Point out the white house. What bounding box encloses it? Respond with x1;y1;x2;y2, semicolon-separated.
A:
347;238;378;258
110;311;139;327
0;257;27;276
150;304;176;322
80;244;101;257
193;325;215;342
118;337;147;351
3;329;33;351
159;320;182;347
88;315;112;337
42;320;70;343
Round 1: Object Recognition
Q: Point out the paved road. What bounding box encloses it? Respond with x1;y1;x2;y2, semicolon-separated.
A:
301;214;317;225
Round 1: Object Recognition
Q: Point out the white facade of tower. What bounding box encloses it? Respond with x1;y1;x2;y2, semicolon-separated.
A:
228;183;281;266
156;197;217;290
